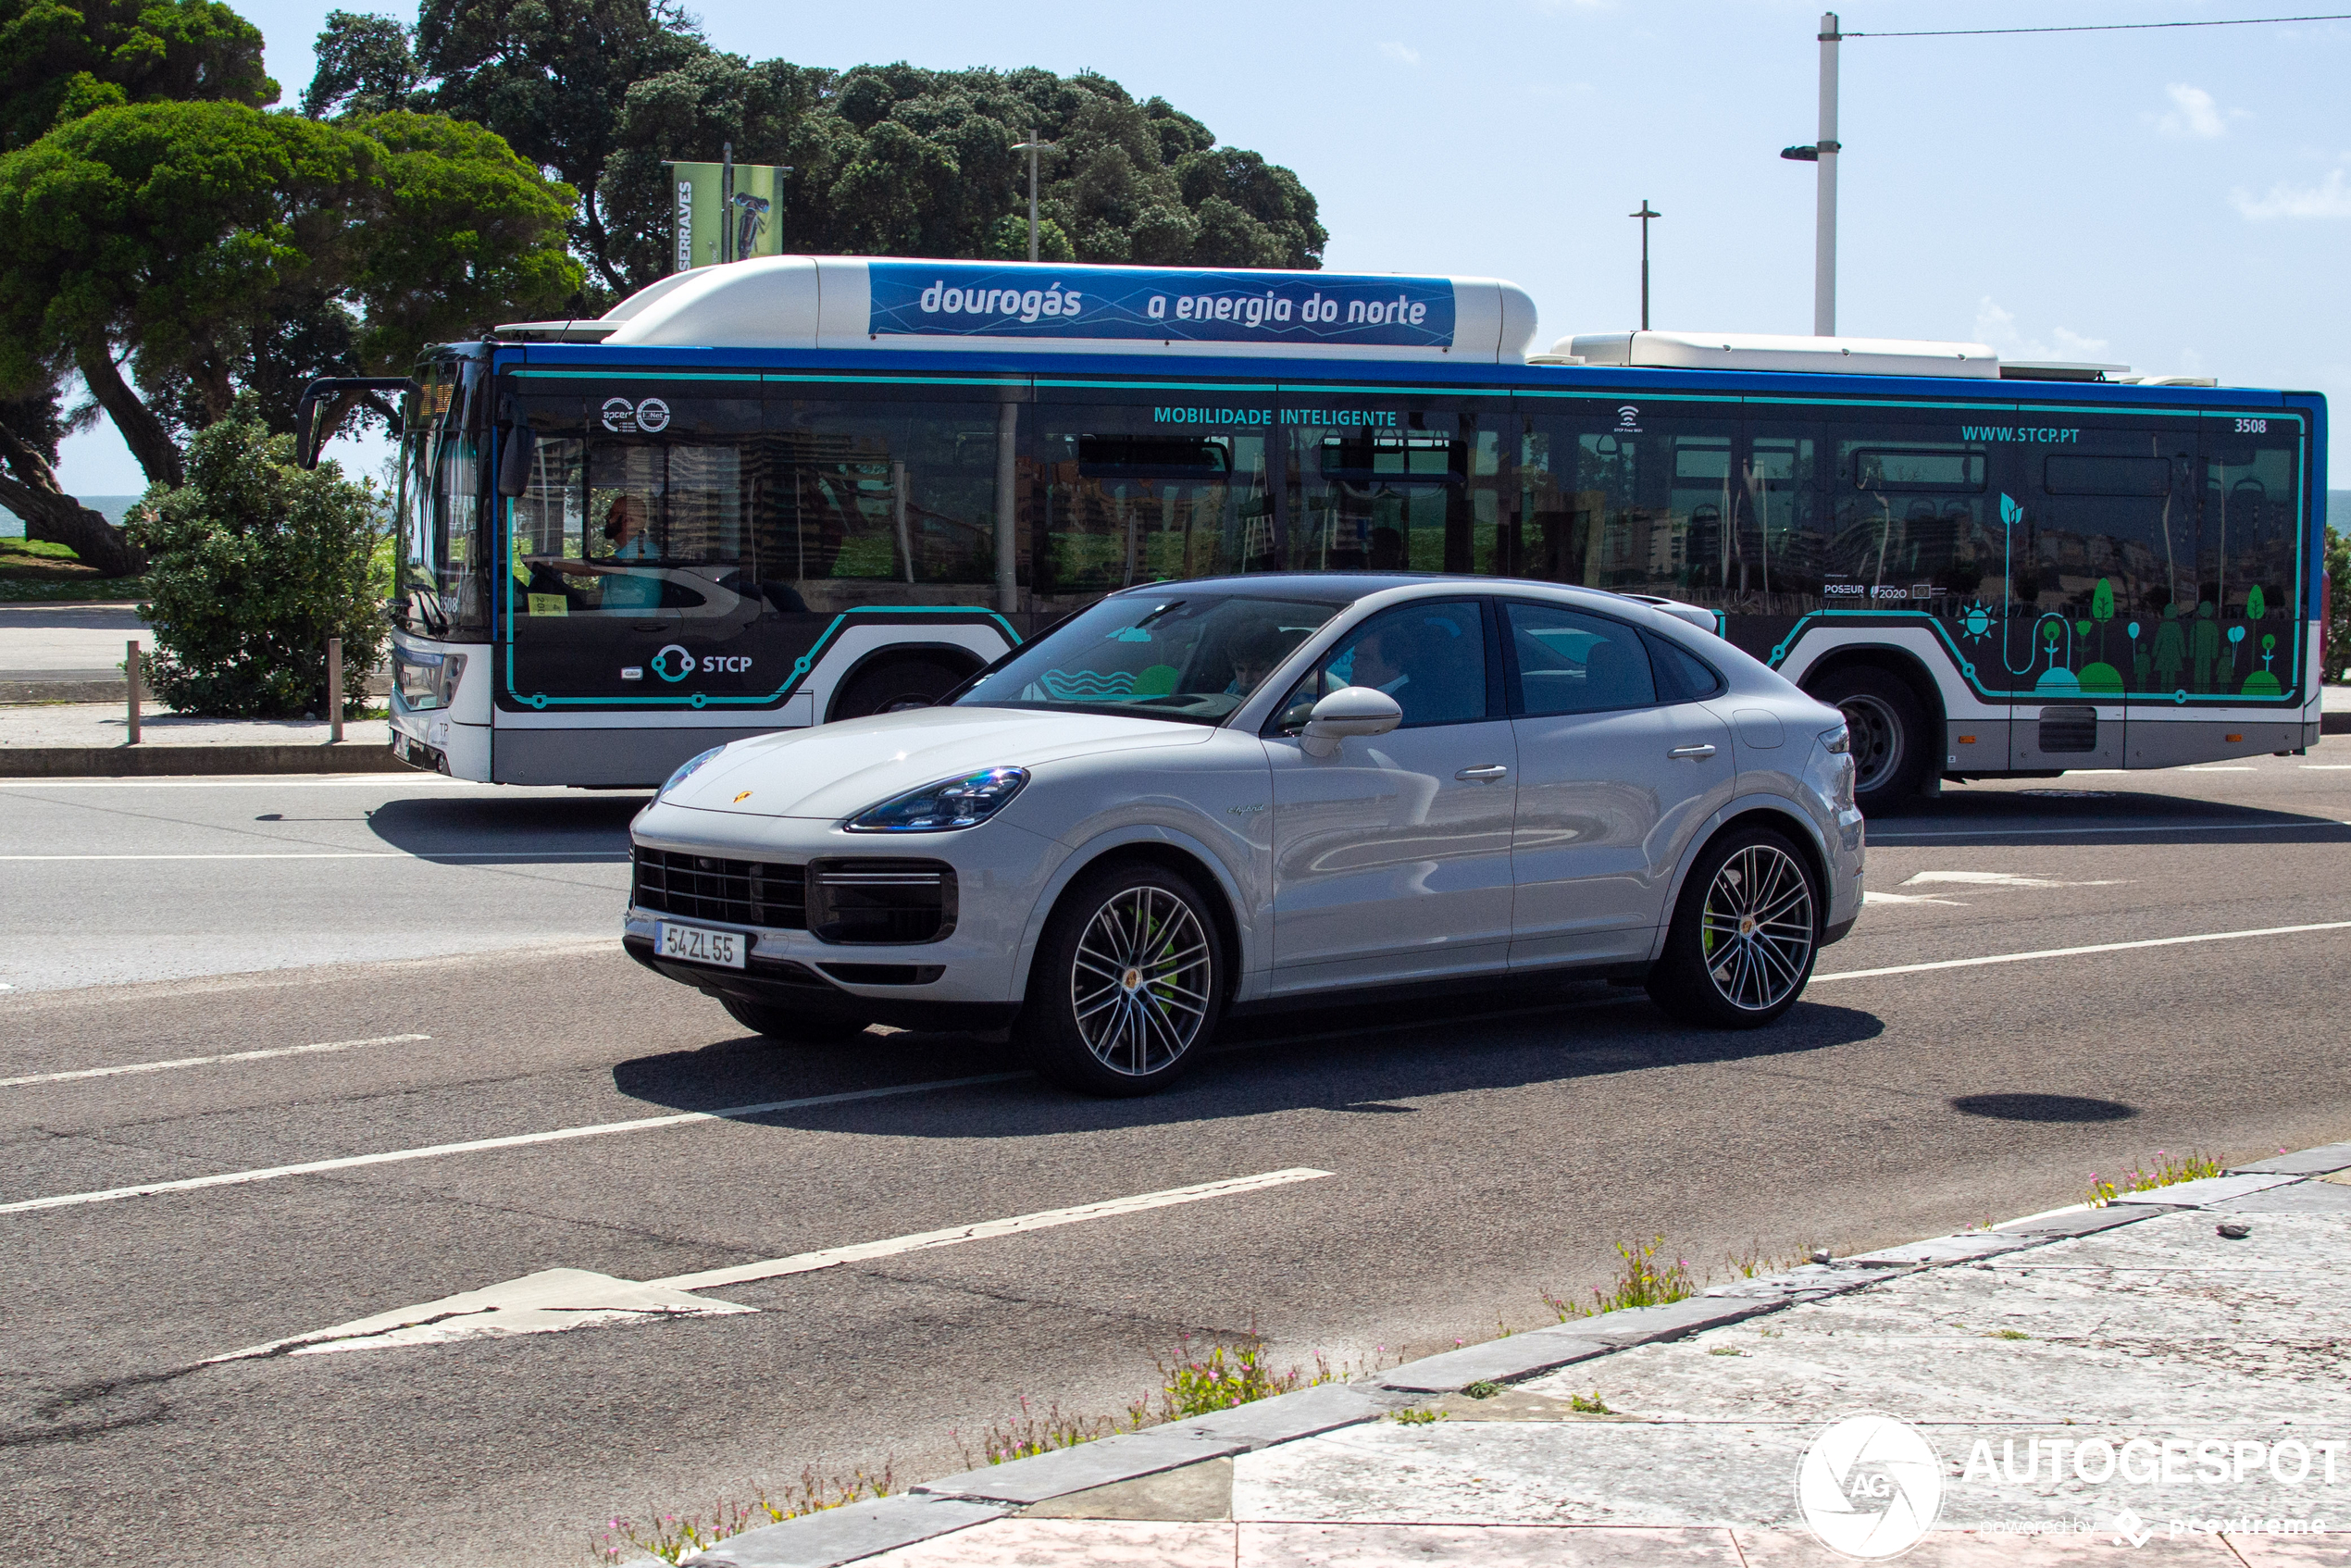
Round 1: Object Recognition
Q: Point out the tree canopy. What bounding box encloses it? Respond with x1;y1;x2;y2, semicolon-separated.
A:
305;2;1327;304
0;0;275;153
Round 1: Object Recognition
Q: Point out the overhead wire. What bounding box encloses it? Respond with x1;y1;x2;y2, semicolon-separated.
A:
1844;13;2351;38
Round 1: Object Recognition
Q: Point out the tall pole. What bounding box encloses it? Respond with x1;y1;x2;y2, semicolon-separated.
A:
1629;200;1661;330
1815;12;1840;336
720;141;735;265
1027;129;1040;263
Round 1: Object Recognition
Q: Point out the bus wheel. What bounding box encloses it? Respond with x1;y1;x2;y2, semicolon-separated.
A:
719;996;872;1044
830;656;972;721
1809;666;1928;811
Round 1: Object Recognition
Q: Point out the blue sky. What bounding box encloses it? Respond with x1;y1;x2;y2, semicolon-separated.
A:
51;0;2351;492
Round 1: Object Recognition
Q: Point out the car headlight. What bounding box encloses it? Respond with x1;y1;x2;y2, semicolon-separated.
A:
846;766;1028;832
660;745;724;800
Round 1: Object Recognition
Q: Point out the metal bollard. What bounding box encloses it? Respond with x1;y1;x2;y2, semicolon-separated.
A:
328;636;343;743
126;639;141;745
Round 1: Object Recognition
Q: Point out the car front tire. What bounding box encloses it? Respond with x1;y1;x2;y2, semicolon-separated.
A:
1019;861;1225;1096
1647;826;1821;1028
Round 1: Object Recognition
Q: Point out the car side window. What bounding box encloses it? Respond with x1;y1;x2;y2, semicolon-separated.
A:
1644;632;1726;703
1276;600;1489;729
1504;602;1657;716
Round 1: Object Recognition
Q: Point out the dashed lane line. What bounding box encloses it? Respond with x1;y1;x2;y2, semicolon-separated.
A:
0;1074;1026;1216
1870;819;2351;841
0;1034;430;1089
1812;919;2351;985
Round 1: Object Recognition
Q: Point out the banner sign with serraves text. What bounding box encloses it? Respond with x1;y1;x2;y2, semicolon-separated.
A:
670;162;788;273
865;262;1457;349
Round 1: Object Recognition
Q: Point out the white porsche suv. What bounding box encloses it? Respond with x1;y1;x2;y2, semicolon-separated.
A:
625;576;1864;1095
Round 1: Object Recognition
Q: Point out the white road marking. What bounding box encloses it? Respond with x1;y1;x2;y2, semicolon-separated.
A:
210;1168;1335;1358
648;1166;1336;1292
1813;919;2351;985
0;1074;1026;1216
0;1034;430;1089
2303;765;2351;770
1871;819;2351;840
1901;871;2125;889
2185;765;2258;771
1863;890;1965;906
0;778;479;790
0;852;619;862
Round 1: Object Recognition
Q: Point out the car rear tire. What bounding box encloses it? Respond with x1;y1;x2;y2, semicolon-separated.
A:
1807;665;1929;812
829;656;972;722
720;996;873;1043
1018;861;1226;1096
1647;826;1821;1029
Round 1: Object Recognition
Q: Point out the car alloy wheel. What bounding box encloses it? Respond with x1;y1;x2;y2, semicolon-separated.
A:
1069;883;1213;1076
1698;841;1816;1014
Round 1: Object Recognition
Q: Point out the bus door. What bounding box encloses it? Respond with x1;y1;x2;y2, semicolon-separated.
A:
498;378;793;719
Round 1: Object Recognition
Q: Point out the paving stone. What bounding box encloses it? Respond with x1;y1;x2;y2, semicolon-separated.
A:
914;1429;1248;1505
859;1517;1234;1565
685;1496;1006;1568
1024;1457;1233;1522
2230;1141;2351;1176
1153;1382;1393;1449
1380;1328;1614;1393
1241;1522;1747;1564
2209;1181;2351;1214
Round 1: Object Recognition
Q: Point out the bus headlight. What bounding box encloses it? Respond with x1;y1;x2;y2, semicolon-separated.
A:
659;745;724;800
846;766;1028;832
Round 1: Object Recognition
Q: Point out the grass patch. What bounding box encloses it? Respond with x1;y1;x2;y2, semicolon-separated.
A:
591;1464;894;1565
1708;1345;1744;1356
1984;1329;2032;1341
1393;1407;1442;1425
1567;1390;1612;1414
1462;1380;1502;1400
2087;1150;2226;1208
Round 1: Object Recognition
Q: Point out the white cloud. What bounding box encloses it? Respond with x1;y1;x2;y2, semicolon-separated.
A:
2156;83;2239;139
1378;41;1421;66
1974;298;2113;364
2232;167;2351;218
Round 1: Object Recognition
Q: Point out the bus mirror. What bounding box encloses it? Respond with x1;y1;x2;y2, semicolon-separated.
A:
496;424;537;497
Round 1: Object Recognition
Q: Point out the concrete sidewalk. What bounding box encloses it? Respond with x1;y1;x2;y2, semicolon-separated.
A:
0;702;406;776
675;1142;2351;1568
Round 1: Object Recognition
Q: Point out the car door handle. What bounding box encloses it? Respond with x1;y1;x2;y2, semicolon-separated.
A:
1667;743;1719;760
1455;764;1511;780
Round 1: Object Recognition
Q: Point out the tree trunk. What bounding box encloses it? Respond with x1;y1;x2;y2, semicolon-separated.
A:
75;345;185;491
0;474;146;579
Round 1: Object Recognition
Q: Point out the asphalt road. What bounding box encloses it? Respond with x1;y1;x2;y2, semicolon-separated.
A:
5;747;2350;1567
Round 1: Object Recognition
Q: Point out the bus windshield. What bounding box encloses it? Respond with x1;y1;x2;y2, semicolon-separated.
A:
954;593;1339;724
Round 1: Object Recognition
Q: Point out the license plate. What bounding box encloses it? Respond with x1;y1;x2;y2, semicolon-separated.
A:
656;922;744;969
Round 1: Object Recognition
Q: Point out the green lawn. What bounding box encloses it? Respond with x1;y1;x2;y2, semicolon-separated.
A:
0;537;144;601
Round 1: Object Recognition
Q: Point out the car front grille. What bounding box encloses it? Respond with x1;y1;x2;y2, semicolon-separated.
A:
631;847;807;930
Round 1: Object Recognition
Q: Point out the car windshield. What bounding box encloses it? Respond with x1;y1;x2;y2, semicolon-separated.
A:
954;594;1343;724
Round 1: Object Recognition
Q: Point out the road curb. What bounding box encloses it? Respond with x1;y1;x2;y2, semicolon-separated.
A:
674;1139;2351;1568
0;743;415;777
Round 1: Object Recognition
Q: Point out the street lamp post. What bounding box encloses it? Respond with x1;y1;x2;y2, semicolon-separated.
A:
1628;200;1661;330
1014;128;1053;261
1780;11;1842;336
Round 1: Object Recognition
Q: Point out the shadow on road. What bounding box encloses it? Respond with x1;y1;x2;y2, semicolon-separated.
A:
364;792;644;864
1950;1092;2139;1123
607;982;1888;1138
1862;784;2349;847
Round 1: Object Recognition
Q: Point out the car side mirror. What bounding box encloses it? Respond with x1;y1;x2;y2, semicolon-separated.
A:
1300;685;1401;757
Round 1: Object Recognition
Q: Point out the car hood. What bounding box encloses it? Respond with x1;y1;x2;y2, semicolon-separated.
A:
659;705;1219;820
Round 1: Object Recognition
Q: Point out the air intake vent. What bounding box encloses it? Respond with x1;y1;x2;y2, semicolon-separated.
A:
631;848;806;929
2038;707;2099;754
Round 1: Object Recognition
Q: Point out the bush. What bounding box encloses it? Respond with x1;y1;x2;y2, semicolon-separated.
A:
129;404;388;718
2328;525;2350;682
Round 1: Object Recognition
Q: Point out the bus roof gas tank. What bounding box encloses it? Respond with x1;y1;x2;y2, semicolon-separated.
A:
504;256;1539;364
1542;329;2001;380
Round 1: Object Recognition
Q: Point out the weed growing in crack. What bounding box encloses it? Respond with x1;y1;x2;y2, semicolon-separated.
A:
2086;1150;2226;1208
1393;1406;1442;1425
589;1463;893;1565
1567;1391;1612;1414
1543;1236;1695;1321
953;1395;1118;1467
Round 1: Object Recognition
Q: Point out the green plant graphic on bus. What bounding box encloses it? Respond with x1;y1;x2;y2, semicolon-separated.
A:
2079;578;2123;694
2238;584;2279;695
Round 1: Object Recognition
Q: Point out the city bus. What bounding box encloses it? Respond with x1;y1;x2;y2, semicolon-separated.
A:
307;255;2326;806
